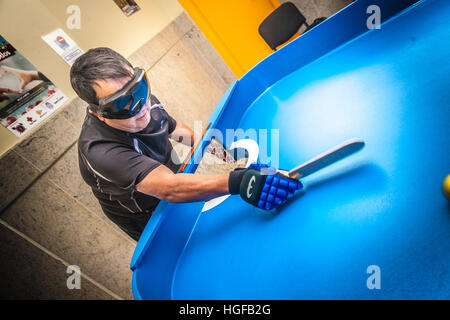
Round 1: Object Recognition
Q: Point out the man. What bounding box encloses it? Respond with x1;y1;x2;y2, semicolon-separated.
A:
71;47;301;241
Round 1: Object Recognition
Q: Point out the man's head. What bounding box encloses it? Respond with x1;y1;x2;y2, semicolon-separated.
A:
70;47;151;133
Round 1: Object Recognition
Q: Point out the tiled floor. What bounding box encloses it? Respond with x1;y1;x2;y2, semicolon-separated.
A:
0;1;352;300
282;0;354;33
0;223;116;300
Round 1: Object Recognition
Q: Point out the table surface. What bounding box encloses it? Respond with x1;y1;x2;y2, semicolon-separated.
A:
131;0;450;299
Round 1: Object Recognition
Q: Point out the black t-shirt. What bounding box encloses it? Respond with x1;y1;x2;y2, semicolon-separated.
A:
78;95;179;219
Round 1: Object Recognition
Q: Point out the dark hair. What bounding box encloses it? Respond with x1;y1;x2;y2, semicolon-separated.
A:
70;47;133;105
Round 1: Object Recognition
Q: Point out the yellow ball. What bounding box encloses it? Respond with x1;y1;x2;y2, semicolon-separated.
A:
443;174;450;201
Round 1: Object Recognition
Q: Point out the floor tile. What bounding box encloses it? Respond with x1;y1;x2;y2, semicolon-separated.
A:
280;0;352;25
128;20;187;71
149;33;229;129
59;97;89;132
0;222;115;300
185;27;237;87
1;177;136;300
174;12;195;36
0;150;40;212
14;110;80;172
314;0;354;14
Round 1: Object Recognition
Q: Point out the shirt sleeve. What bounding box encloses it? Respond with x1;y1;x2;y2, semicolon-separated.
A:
83;141;161;189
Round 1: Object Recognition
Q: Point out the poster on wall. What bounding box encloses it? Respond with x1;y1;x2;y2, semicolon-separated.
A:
0;35;68;137
41;28;84;66
113;0;141;16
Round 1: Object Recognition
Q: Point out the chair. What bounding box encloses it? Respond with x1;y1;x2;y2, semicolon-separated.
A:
258;2;327;50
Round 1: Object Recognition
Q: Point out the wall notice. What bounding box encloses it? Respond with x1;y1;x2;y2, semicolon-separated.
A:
0;35;68;137
41;28;84;66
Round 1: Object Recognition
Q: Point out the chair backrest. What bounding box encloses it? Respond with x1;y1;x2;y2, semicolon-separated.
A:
258;2;306;50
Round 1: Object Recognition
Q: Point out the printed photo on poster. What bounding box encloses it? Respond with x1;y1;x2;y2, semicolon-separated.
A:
113;0;141;16
0;35;68;137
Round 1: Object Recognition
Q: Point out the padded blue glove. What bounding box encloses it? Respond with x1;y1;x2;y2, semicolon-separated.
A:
228;163;303;210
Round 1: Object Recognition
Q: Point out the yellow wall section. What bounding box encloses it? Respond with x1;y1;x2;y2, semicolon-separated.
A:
0;0;183;156
178;0;286;78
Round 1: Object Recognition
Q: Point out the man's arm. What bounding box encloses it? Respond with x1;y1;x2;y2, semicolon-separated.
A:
137;163;302;210
136;164;229;203
169;121;195;147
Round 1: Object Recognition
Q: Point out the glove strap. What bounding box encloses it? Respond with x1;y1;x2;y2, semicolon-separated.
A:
228;168;246;195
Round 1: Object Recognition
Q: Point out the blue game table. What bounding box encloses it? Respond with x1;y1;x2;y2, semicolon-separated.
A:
131;0;450;299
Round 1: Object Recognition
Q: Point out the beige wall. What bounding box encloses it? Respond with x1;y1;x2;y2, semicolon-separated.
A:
0;0;183;157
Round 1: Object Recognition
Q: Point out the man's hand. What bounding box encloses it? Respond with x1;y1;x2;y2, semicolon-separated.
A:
0;86;22;102
136;162;301;209
228;163;302;210
0;66;40;91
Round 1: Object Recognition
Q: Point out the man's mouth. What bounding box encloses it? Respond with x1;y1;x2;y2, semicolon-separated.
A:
136;104;149;120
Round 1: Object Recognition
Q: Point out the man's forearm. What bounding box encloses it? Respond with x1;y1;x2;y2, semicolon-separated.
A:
136;164;230;203
163;173;229;203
